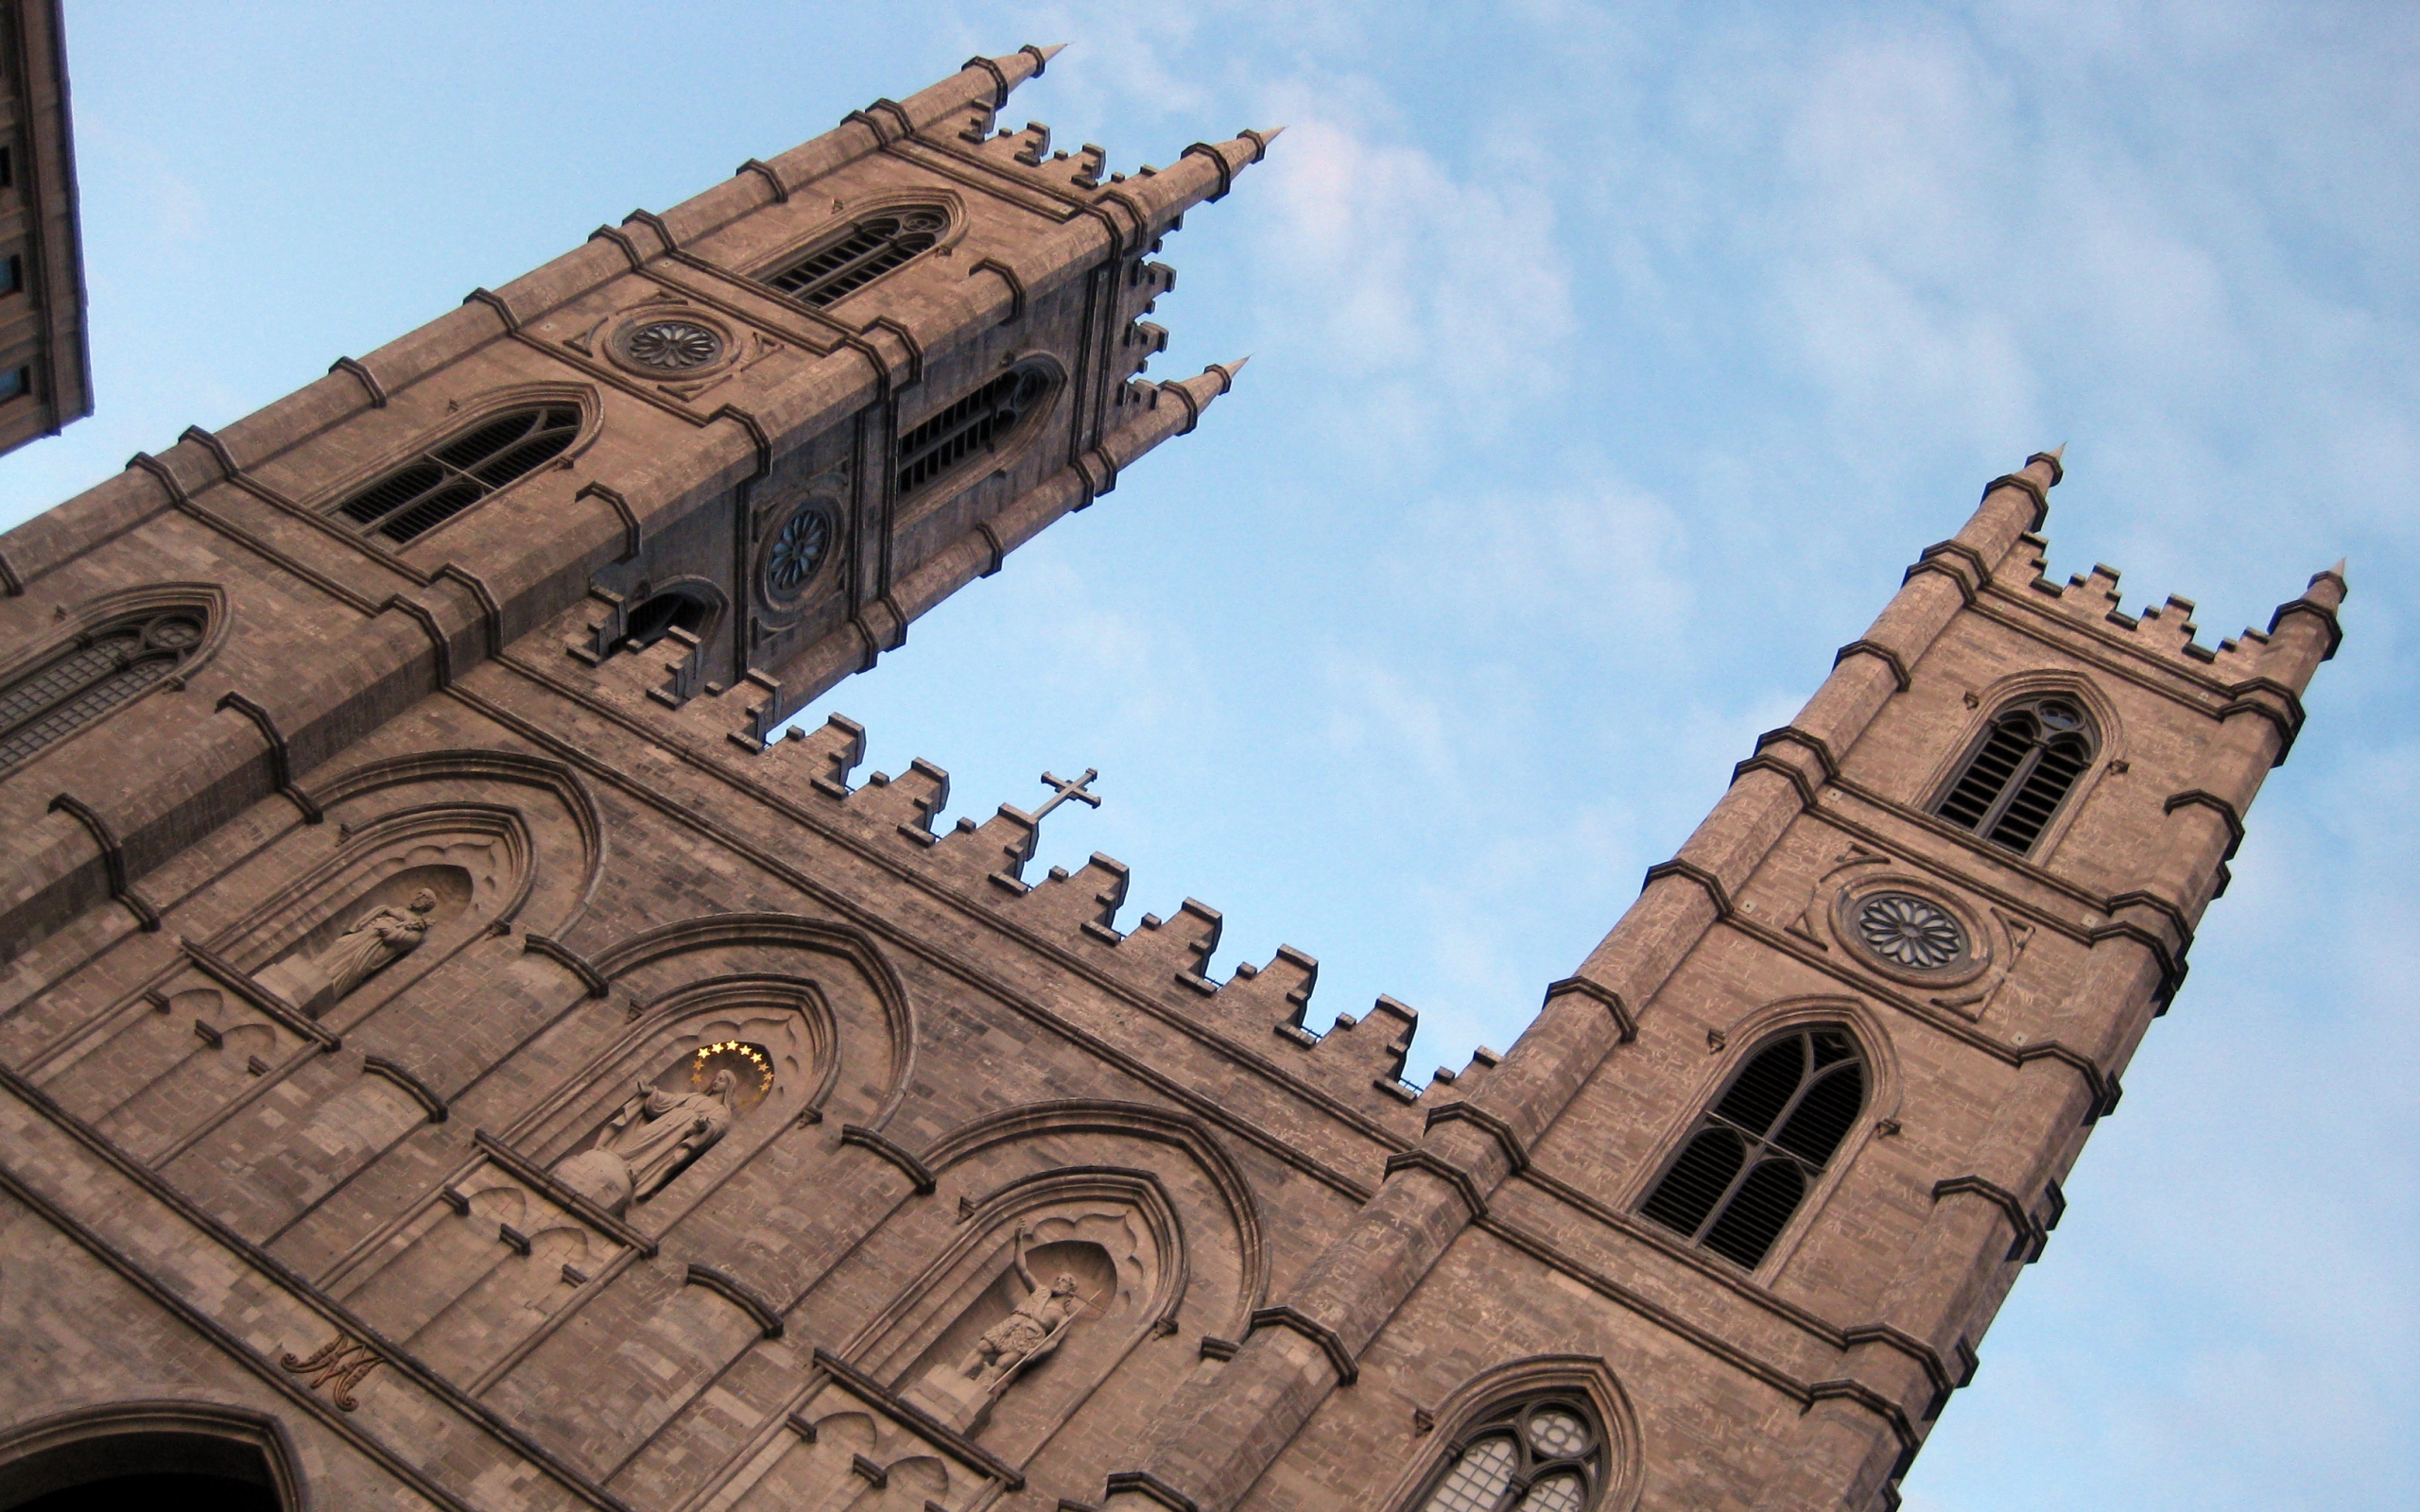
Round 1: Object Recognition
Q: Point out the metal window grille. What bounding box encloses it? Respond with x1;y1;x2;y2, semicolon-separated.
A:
327;405;579;544
894;366;1053;499
0;610;207;769
1413;1398;1605;1512
1933;696;2096;854
1639;1028;1865;1270
762;209;947;308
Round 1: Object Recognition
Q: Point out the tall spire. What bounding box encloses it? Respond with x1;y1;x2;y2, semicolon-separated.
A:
1094;129;1285;253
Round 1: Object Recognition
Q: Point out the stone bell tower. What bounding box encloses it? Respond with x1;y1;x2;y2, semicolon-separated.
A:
1077;453;2341;1512
0;38;2342;1512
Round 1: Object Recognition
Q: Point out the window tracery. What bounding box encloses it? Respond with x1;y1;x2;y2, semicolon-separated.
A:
1638;1026;1866;1270
894;363;1054;499
0;607;206;769
1412;1396;1605;1512
1932;695;2097;854
762;207;948;307
327;404;579;543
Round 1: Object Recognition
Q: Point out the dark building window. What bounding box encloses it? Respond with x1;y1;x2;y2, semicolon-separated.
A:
614;589;711;655
1932;695;2097;854
0;1424;285;1512
0;146;12;187
327;404;579;544
0;366;26;403
1639;1027;1866;1271
762;207;947;307
895;364;1054;498
0;609;208;769
1409;1395;1604;1512
3;252;22;294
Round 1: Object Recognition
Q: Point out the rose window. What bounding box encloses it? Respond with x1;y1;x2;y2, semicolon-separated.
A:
621;319;723;371
1854;892;1966;971
763;507;832;599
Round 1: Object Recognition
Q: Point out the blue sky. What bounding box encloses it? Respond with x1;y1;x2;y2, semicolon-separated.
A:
4;3;2412;1506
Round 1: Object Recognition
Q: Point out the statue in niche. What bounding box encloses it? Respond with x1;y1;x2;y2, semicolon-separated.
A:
259;888;436;1015
959;1225;1088;1386
552;1067;740;1217
902;1225;1097;1432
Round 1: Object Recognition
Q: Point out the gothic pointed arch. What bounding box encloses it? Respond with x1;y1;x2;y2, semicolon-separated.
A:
1923;672;2118;860
0;1400;305;1512
1631;1003;1892;1276
753;194;964;309
892;352;1064;509
1386;1357;1643;1512
510;971;839;1217
587;912;915;1125
315;387;597;546
919;1098;1269;1327
328;971;839;1383
865;1166;1184;1439
0;583;225;773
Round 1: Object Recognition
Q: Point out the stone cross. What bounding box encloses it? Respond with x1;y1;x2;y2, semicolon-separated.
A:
1033;768;1102;824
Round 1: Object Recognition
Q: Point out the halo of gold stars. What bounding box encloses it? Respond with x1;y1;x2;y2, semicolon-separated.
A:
691;1040;774;1098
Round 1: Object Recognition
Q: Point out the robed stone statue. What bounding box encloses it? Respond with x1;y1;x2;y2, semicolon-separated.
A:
257;887;437;1015
552;1067;740;1217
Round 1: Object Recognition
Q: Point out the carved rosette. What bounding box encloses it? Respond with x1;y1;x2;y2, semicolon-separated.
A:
1832;883;1989;987
606;310;735;380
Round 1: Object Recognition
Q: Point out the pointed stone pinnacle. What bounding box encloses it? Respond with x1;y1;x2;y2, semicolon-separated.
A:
1208;355;1251;393
2048;442;2066;461
1240;126;1287;162
1036;43;1069;60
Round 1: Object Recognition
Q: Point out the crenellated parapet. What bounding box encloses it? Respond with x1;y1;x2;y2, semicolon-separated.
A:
2015;546;2275;677
743;713;1486;1139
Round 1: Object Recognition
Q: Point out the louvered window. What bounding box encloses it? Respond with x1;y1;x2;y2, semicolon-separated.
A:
1411;1396;1605;1512
1639;1028;1865;1271
894;364;1054;498
1933;696;2096;854
0;609;207;769
327;405;579;544
762;208;947;308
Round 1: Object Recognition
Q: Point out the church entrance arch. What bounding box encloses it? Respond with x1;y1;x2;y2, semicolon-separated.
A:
0;1405;301;1512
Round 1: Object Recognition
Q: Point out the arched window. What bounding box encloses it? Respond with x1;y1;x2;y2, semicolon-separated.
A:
0;1421;289;1512
0;608;207;769
1932;695;2097;854
1410;1396;1605;1512
1638;1027;1865;1270
895;363;1054;499
762;207;947;307
328;404;579;544
614;588;712;655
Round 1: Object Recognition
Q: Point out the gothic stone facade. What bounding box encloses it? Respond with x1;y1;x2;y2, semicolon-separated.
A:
0;0;92;458
0;46;2343;1512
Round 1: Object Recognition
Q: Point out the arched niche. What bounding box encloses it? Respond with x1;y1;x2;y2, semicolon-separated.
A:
0;1402;303;1512
187;751;600;1030
584;913;913;1127
519;973;834;1221
325;975;834;1384
855;1168;1182;1451
215;808;519;1023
